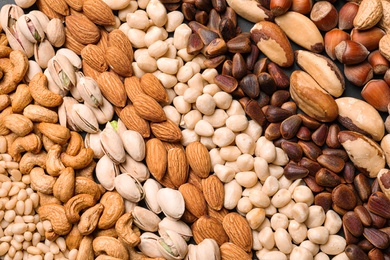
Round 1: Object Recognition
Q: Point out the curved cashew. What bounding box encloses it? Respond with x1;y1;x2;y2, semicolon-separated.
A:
12;84;32;113
42;134;56;152
95;256;123;260
61;147;94;169
65;131;84;156
75;176;101;201
37;122;71;145
0;50;28;94
0;59;14;94
128;247;165;260
45;230;60;241
76;160;96;179
3;113;34;136
53;167;75;203
0;34;8;46
64;193;96;224
0;45;12;58
10;50;29;83
78;203;104;236
98;191;124;229
9;133;42;162
0;106;12;135
66;225;83;250
46;144;65;176
23;104;59;123
38;191;61;206
38;204;73;236
93;227;118;238
76;235;94;260
30;167;56;194
92;236;129;260
19;151;47;175
115;212;141;247
29;72;63;107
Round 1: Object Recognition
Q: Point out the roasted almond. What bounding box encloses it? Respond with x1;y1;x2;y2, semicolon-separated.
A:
139;73;169;103
185;141;211;179
82;0;116;26
150;119;182;142
222;212;253;253
166;148;189;188
96;71;127;108
179;183;207;218
202;175;224;211
132;93;166;122
65;14;101;45
118;104;150;138
145;138;167;181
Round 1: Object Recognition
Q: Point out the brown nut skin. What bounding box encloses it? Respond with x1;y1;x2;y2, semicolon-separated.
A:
290;70;338;122
92;236;129;260
64;194;96;224
98;191;124;230
115;212;141;247
38;204;72;236
310;1;338;32
361;79;390;112
250;21;294;68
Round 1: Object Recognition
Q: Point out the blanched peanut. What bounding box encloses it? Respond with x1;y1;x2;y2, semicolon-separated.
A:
236;154;254;171
173;24;192;50
202;68;218;84
290;246;313;260
235;171;257;188
209;149;225;172
187;73;204;92
200;136;216;150
137;54;157;73
323;210;342;235
165;11;184;32
278;176;293;190
225;115;248;132
118;1;138;21
262;176;279;197
278;200;295;219
305;206;326;228
132;62;146;78
146;0;167;27
176;65;194;83
144;26;168;47
174;82;189;96
271;188;291;208
270;213;289;230
225;161;240;173
163;106;181;126
214;164;235;183
262;251;287;260
194;120;214;137
223;180;242;210
246;208;266;230
236;197;253;214
127;29;146;48
183;88;202;104
264;204;277;217
319;235;346;255
126;11;150;30
255;137;276;163
259;226;275;250
220;146;242;162
213;92;232;110
293;186;314;206
212;127;235;147
173;96;191;114
252;230;262;251
273;147;289;166
196;94;216;116
308;226;329;245
314;252;330;260
183;110;202;129
203;109;228;128
332;252;349;260
288;220;307;244
292;202;310;223
157;58;180;75
192;54;207;70
181;129;199;147
274;228;293;254
203;84;221;96
254;157;270;182
148;40;168;59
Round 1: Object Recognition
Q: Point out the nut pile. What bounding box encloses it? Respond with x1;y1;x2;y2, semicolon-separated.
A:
1;0;390;260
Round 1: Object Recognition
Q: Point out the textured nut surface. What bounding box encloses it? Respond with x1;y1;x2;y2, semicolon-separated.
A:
353;0;383;30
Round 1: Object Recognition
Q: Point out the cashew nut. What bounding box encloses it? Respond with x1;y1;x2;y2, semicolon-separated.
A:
92;236;129;260
38;191;61;206
38;204;73;235
42;134;56;152
8;133;42;162
29;72;63;107
0;50;28;94
115;212;141;247
64;193;96;224
66;225;83;250
0;45;12;58
128;247;165;260
98;191;124;229
45;230;60;241
3;113;34;136
76;160;96;179
75;176;102;201
46;144;65;176
76;235;94;260
23;104;59;123
37;122;71;145
10;50;29;83
19;151;47;175
61;147;94;169
12;83;32;113
30;167;56;194
66;131;84;156
95;256;123;260
78;203;104;235
93;227;118;238
53;167;75;203
0;106;12;135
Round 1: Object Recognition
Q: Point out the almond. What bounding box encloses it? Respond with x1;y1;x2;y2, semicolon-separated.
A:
222;212;253;253
140;73;169;103
150;119;182;142
64;0;83;11
166;148;189;188
220;242;252;260
81;44;108;73
105;46;133;77
145;138;167;181
64;28;86;55
36;0;64;20
108;29;133;61
118;104;150;138
124;76;145;103
65;14;101;45
185;141;211;179
97;28;109;52
133;93;167;122
179;183;207;218
44;0;69;16
81;60;101;81
202;175;224;211
96;71;127;108
192;215;229;246
82;0;116;26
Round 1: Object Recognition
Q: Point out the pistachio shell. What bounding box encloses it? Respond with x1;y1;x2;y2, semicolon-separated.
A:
70;103;99;134
56;48;82;70
119;154;150;182
0;4;24;32
5;26;34;58
48;54;77;91
143;178;162;214
138;232;164;258
157;188;185;220
85;132;104;159
132;206;161;232
85;96;114;124
29;11;49;33
121;130;145;161
114;173;145;202
46;18;65;47
100;127;126;164
95;155;118;191
34;39;55;69
17;13;45;43
157;229;188;260
69;72;84;102
197;238;221;259
158;218;192;241
24;60;42;83
57;96;78;130
77;76;103;107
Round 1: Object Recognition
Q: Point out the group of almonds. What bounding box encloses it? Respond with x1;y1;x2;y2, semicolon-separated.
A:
1;0;390;259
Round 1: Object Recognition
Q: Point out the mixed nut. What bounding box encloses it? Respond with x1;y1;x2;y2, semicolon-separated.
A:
0;0;390;259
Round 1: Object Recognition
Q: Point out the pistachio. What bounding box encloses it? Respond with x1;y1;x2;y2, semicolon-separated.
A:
48;54;77;91
17;13;45;43
70;104;99;134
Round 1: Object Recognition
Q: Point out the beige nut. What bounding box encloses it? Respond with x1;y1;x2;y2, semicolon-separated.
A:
64;193;96;224
38;204;72;235
92;236;129;260
53;167;75;203
98;191;124;229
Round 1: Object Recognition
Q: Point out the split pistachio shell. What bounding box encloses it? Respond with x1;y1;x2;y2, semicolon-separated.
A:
157;188;185;220
58;96;79;131
17;13;45;43
116;119;128;138
121;130;145;161
143;178;162;214
56;48;82;70
196;239;221;260
77;76;103;108
132;206;161;232
158;218;193;241
34;39;55;69
0;4;24;33
48;54;77;91
15;0;36;9
138;232;165;258
29;10;49;33
85;132;104;159
24;60;42;83
44;68;68;97
70;72;84;102
114;173;145;202
70;103;99;134
5;25;34;58
46;18;65;48
157;229;188;260
119;154;150;182
85;96;114;125
100;126;126;164
95;155;119;191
